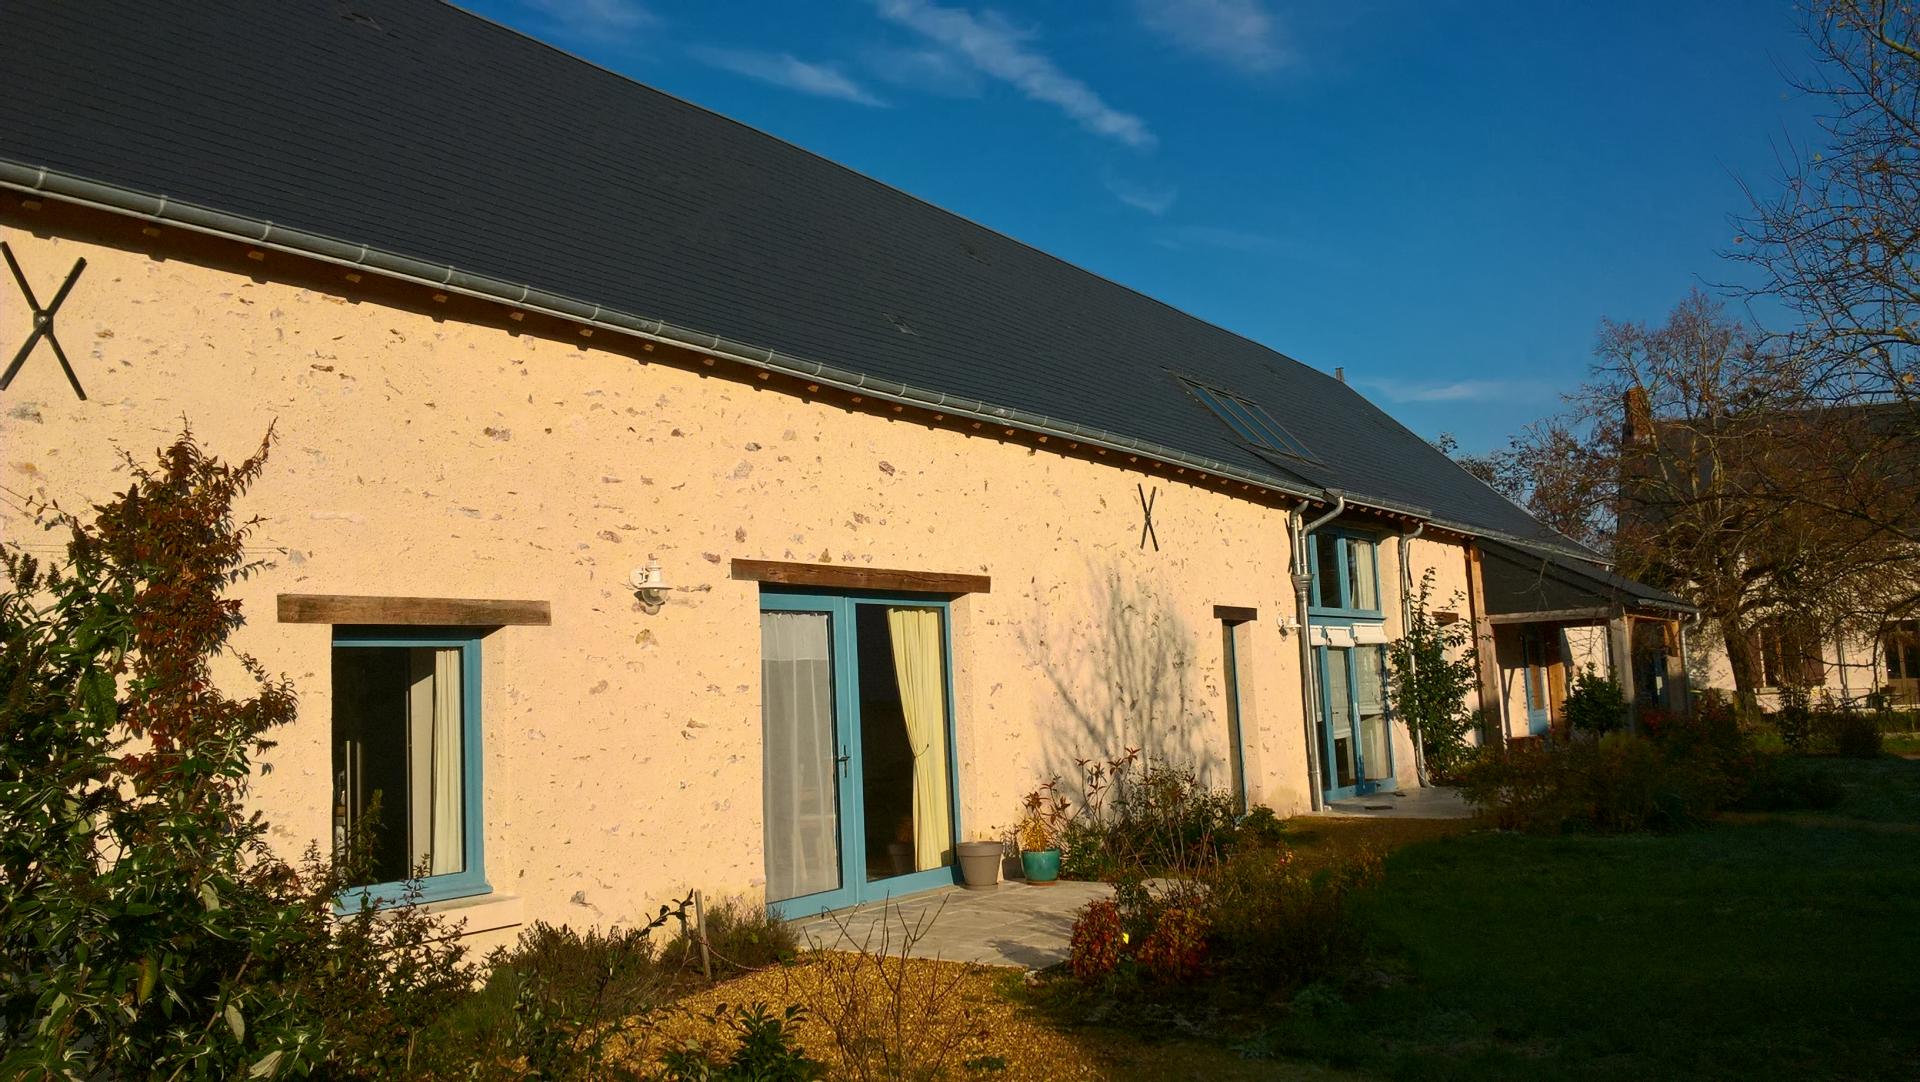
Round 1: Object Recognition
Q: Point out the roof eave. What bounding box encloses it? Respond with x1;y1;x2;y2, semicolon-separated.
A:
2;158;1328;502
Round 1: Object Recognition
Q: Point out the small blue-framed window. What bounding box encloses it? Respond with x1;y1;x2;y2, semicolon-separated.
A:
1309;529;1383;618
331;627;488;908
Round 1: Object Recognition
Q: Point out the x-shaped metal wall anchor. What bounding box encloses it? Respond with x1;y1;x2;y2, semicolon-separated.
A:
1138;483;1159;551
2;241;88;401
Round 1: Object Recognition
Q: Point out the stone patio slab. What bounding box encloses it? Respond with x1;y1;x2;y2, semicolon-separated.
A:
790;880;1111;969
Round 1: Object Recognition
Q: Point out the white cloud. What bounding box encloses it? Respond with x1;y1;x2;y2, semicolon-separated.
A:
1361;379;1555;404
863;45;984;97
688;47;889;107
1152;224;1273;252
520;0;654;35
872;0;1155;149
1134;0;1288;73
1103;173;1178;215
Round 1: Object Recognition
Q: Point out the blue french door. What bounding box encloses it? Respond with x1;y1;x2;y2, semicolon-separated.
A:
759;590;961;919
1315;642;1394;800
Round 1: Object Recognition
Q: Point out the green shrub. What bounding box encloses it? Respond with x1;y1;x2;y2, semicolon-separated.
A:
663;898;799;977
1732;758;1846;812
1828;712;1884;759
1202;846;1381;985
0;428;473;1080
1564;667;1629;735
656;1003;824;1081
1064;842;1382;997
1055;752;1238;885
1773;685;1815;752
1457;732;1738;833
1234;804;1288;848
1386;570;1481;779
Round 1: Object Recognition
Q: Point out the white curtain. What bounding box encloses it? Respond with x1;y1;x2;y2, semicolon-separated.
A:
1349;540;1379;610
429;648;465;875
762;612;840;901
888;608;952;871
1355;646;1393;782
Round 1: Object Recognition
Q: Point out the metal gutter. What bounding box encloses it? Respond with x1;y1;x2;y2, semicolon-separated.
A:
0;161;1324;502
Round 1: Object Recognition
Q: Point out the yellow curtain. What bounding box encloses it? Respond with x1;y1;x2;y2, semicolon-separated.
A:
888;608;951;871
429;647;465;876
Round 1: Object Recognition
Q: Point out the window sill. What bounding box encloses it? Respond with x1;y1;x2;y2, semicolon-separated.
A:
422;892;524;936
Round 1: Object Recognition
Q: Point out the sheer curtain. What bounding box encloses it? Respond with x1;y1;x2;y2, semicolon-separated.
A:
761;612;840;901
887;608;952;871
429;648;465;875
1355;646;1392;782
1349;541;1378;609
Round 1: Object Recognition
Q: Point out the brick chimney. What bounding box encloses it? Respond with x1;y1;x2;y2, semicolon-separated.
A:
1623;385;1654;446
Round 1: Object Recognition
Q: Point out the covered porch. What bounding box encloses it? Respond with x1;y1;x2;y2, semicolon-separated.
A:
1474;540;1699;738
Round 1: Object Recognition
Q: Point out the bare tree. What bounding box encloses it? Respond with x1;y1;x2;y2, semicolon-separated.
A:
1733;0;1920;408
1498;292;1919;708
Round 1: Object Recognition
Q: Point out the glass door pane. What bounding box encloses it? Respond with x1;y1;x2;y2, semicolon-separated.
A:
760;611;844;903
1355;645;1392;784
1324;647;1356;789
854;605;953;881
332;645;467;887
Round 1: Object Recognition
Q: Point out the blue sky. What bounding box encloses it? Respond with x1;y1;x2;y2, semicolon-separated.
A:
464;0;1822;452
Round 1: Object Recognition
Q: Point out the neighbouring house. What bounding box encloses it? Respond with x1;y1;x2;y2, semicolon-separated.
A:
1613;385;1920;712
0;0;1690;942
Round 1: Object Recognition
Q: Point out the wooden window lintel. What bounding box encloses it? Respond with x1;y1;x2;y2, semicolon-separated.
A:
278;594;551;626
730;559;989;595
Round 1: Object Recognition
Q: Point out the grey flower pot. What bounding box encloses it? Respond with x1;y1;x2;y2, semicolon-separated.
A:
956;840;1003;891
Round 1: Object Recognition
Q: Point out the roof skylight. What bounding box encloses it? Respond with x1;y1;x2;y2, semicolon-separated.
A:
1182;379;1316;461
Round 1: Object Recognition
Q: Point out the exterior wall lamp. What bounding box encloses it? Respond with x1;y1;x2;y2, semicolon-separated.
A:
631;559;670;613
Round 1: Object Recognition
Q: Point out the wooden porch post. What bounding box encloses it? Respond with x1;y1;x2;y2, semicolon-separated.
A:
1546;628;1570;739
1663;619;1688;714
1607;612;1637;732
1466;542;1505;746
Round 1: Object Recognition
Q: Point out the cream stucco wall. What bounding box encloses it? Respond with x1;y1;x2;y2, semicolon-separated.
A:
1692;622;1886;706
8;220;1476;942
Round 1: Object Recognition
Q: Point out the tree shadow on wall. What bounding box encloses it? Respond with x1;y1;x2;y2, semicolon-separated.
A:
1014;561;1210;792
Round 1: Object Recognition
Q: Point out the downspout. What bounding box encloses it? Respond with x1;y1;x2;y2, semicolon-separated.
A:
1399;522;1429;786
1293;492;1346;812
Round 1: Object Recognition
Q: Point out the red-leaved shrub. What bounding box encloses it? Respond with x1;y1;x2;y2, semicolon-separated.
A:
1134;906;1210;984
1068;898;1125;983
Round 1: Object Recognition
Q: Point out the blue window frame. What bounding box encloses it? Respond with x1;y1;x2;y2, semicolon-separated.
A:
1308;529;1383;619
1180;378;1317;461
759;589;964;919
331;628;488;908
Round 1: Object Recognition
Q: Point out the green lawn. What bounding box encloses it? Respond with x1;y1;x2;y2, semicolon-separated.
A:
1246;757;1920;1081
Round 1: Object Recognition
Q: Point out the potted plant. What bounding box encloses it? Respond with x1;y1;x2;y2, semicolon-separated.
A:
1017;814;1060;885
1017;781;1069;885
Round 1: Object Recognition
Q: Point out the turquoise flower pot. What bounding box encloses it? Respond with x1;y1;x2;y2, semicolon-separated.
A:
1020;848;1061;884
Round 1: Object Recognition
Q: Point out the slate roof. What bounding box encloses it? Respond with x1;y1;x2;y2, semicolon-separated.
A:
1481;541;1697;618
1;0;1589;554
